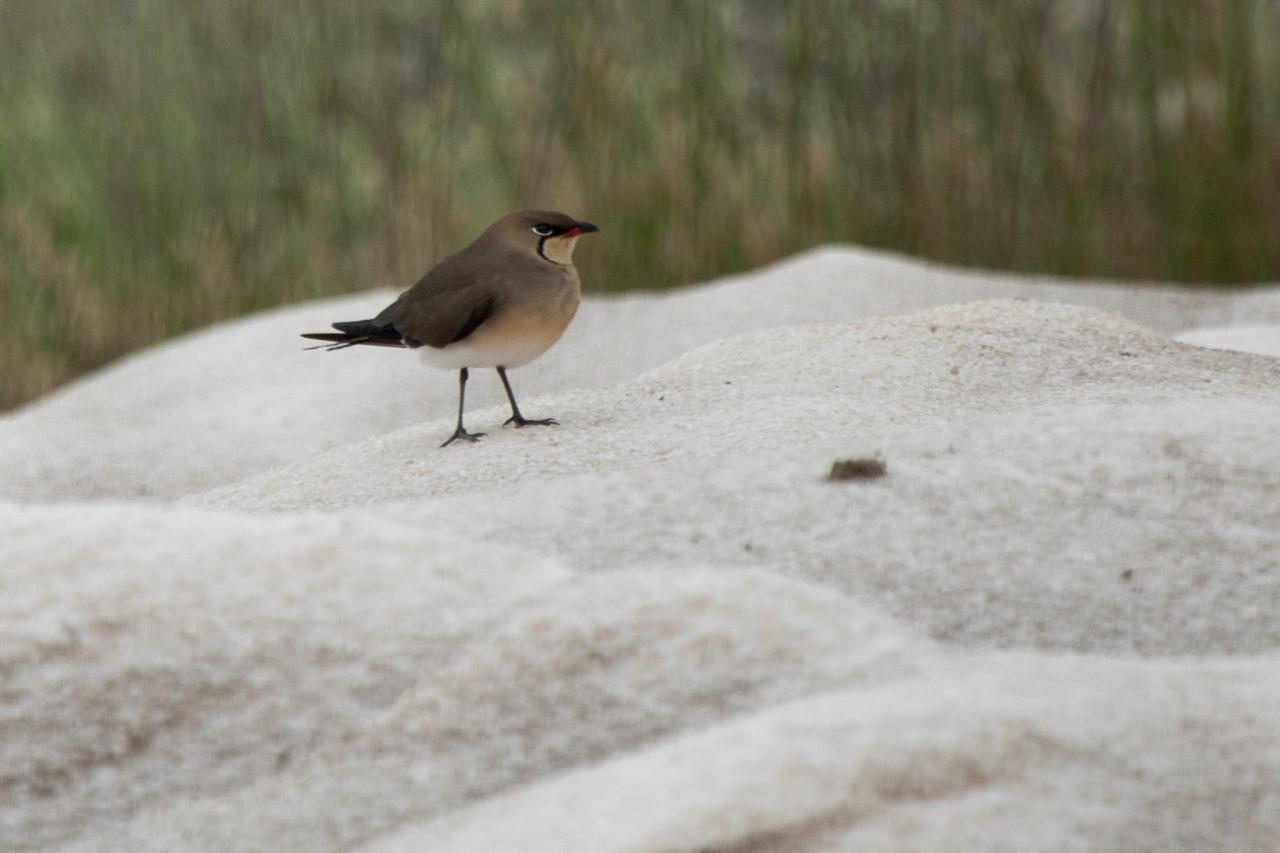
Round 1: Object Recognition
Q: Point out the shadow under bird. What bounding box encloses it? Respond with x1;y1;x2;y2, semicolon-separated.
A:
302;210;599;446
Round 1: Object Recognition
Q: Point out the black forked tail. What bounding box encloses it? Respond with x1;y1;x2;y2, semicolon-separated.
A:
301;333;375;351
301;319;404;350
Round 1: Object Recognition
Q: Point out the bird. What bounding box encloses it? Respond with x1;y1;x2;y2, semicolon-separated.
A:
302;210;599;447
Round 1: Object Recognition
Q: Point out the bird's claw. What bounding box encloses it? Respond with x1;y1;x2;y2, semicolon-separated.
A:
503;416;558;428
440;429;486;448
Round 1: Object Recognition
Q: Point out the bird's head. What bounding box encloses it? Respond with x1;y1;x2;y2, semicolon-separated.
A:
491;209;600;265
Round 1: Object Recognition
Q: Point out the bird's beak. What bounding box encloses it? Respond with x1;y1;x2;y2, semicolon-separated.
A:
564;222;600;238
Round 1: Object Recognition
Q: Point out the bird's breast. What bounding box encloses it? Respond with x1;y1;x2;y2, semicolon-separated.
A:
418;296;578;370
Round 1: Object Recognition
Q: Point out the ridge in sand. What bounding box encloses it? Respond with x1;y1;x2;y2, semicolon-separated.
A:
4;250;1280;852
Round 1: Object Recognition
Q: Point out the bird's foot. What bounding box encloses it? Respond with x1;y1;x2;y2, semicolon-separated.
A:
440;428;487;448
503;415;558;429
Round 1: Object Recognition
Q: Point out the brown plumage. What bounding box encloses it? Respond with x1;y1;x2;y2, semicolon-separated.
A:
303;210;599;446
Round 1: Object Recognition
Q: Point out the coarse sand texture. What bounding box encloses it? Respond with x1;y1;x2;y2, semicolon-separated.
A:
3;247;1279;852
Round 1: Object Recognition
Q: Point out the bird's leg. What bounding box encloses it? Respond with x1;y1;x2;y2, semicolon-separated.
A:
440;367;486;447
497;366;557;428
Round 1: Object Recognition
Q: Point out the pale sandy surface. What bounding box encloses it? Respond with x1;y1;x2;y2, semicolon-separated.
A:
1175;323;1280;358
3;247;1280;852
3;245;1278;502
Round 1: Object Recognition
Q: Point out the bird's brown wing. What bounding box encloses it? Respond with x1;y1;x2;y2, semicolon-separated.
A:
374;251;503;349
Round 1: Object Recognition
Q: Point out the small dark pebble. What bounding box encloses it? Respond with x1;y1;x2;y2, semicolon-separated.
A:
1121;569;1134;581
828;458;887;481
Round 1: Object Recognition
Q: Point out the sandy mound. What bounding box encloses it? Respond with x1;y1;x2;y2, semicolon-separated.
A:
6;503;914;852
5;251;1280;852
2;502;566;849
191;300;1280;512
10;495;1280;852
364;655;1280;853
3;246;1278;502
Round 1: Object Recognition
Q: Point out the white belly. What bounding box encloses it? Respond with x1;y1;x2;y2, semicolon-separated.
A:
416;334;557;370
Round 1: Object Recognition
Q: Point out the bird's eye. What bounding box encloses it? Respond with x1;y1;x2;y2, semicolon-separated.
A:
531;224;555;237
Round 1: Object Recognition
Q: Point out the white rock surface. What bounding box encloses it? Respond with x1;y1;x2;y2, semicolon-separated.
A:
363;656;1280;853
3;247;1280;852
3;246;1278;502
1175;323;1280;358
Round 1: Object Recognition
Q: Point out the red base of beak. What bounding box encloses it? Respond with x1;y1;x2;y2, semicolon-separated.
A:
564;222;599;238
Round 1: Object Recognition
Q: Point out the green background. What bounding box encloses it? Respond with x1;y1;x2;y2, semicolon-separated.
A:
2;0;1278;409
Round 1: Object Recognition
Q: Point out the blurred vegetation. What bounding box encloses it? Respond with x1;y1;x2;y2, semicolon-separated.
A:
2;0;1279;408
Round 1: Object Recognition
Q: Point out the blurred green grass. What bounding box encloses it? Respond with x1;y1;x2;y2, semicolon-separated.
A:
2;0;1278;409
